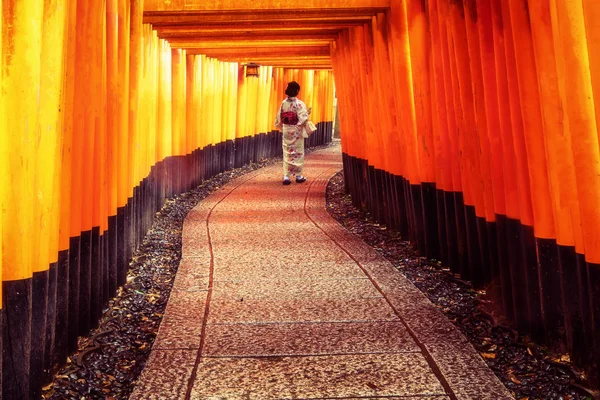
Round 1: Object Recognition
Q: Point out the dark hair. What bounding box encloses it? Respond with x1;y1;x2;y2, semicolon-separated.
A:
285;81;300;97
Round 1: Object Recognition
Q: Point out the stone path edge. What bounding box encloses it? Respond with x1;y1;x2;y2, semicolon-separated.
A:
183;169;269;399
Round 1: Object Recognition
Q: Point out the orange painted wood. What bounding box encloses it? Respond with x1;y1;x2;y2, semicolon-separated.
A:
552;0;600;263
507;0;555;239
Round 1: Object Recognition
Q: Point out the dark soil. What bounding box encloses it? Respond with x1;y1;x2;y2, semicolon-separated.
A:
42;158;278;400
325;171;597;400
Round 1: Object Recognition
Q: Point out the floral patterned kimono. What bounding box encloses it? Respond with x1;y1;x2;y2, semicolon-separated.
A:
275;97;309;176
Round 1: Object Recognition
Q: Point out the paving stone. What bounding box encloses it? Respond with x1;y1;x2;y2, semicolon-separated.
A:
207;298;399;324
211;278;382;300
153;291;207;350
129;350;196;400
204;321;420;356
190;353;446;399
212;259;366;281
212;244;352;264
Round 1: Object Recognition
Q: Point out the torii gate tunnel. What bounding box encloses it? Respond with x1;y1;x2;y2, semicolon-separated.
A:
1;0;600;398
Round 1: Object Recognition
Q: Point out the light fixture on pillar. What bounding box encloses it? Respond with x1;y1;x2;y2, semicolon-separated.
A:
245;63;260;78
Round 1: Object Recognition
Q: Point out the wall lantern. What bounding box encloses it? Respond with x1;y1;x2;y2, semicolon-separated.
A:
245;63;260;78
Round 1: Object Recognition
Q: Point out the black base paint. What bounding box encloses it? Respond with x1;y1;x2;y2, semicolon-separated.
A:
485;221;501;314
78;230;92;336
475;217;491;287
90;227;102;328
444;191;459;275
30;271;49;400
422;183;439;260
558;245;584;364
464;206;482;287
410;184;427;255
495;214;514;320
586;261;600;388
53;249;69;372
67;236;80;353
537;237;564;346
44;261;58;384
116;207;126;287
507;218;528;332
454;193;469;281
436;189;448;264
577;253;594;369
522;228;542;341
2;279;32;400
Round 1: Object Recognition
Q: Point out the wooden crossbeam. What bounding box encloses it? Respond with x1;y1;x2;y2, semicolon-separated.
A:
144;8;386;25
156;27;346;39
186;46;330;56
144;1;389;12
164;33;338;43
169;39;334;49
143;4;387;70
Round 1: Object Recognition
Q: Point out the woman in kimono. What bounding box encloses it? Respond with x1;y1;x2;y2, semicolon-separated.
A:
275;81;309;185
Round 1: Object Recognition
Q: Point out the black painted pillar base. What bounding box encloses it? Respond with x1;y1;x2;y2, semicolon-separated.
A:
30;270;48;400
485;221;501;313
78;230;92;336
495;215;514;321
90;227;102;329
43;261;58;384
436;189;448;264
507;219;527;332
464;206;482;287
67;236;80;353
557;245;585;364
536;238;564;347
410;184;426;255
108;215;118;298
422;183;439;260
53;249;69;371
2;278;32;400
116;207;126;287
454;193;469;281
586;261;600;389
444;191;459;274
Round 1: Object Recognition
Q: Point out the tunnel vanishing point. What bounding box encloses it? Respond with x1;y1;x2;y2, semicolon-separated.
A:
2;0;600;398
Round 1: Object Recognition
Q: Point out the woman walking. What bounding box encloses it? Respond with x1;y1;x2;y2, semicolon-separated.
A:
275;81;309;185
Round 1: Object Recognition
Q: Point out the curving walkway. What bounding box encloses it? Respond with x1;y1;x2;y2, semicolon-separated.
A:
131;145;513;400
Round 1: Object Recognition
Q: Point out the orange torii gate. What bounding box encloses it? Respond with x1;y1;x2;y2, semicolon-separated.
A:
1;0;600;398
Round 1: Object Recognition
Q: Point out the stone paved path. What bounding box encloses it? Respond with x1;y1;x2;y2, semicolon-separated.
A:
131;145;514;400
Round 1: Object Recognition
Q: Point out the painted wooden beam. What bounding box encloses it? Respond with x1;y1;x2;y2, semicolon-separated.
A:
145;0;389;12
169;39;334;49
144;8;385;24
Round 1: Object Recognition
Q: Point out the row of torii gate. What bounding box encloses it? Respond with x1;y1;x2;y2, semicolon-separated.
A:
1;0;600;398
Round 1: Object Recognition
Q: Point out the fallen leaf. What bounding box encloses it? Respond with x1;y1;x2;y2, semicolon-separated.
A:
481;352;496;359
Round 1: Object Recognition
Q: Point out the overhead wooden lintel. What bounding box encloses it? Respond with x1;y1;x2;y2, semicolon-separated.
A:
156;27;346;38
184;46;330;57
169;39;334;49
153;22;362;33
143;8;387;24
144;1;390;13
161;33;338;43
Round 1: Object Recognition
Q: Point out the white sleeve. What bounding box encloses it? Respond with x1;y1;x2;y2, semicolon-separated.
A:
296;100;309;126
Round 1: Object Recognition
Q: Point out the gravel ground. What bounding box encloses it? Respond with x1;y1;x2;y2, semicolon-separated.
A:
325;171;597;400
